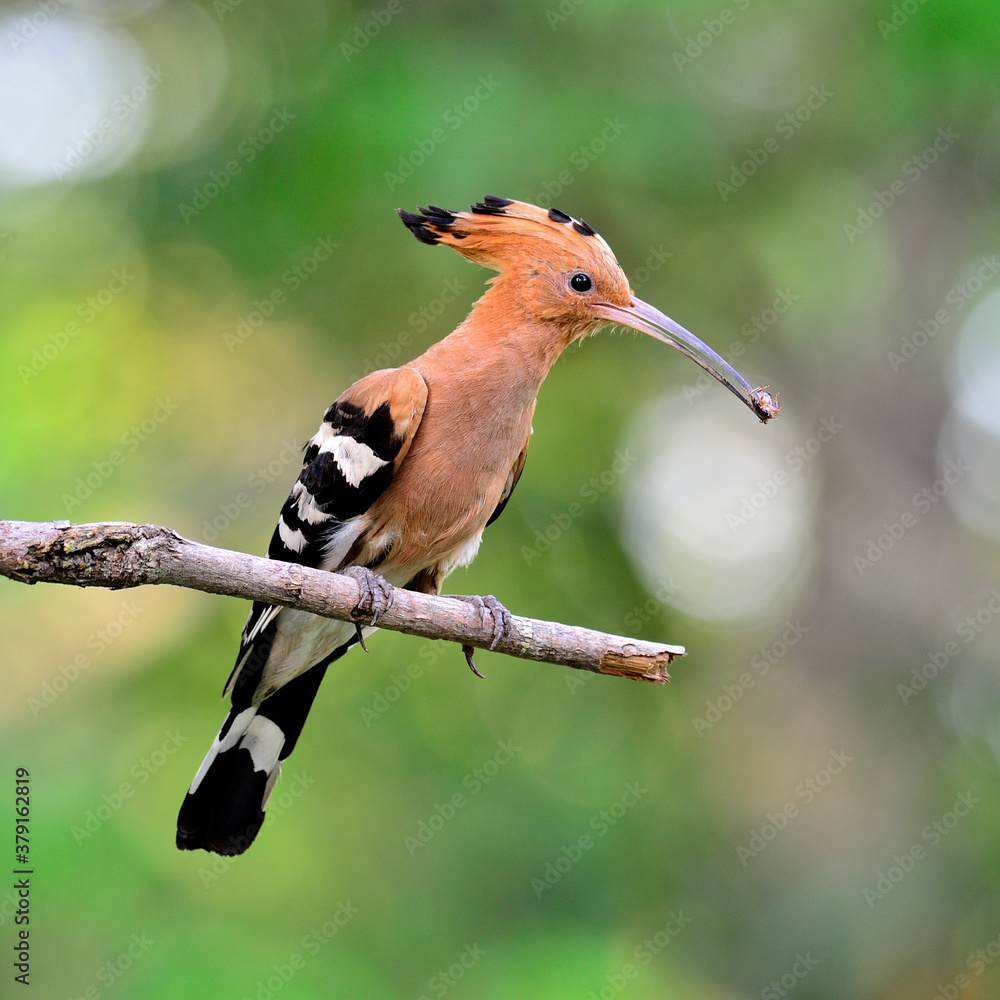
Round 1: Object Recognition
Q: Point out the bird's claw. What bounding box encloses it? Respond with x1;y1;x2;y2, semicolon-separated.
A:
462;644;485;679
354;623;368;653
343;567;394;639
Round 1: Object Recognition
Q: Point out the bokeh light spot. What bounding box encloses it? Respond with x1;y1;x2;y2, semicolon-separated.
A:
0;15;154;187
621;393;817;623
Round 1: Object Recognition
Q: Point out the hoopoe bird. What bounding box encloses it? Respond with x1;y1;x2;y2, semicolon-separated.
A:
177;195;778;855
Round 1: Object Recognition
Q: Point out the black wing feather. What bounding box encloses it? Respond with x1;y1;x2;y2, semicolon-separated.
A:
227;389;420;694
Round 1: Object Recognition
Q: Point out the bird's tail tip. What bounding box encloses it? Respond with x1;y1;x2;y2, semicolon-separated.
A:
176;755;278;856
176;709;283;856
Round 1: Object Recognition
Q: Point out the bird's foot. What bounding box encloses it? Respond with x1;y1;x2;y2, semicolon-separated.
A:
453;594;513;650
451;594;513;678
342;566;394;650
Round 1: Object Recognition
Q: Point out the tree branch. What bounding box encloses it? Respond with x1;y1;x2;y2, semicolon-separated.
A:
0;520;682;683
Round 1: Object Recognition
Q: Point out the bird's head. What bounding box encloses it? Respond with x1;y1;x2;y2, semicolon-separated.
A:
399;196;778;422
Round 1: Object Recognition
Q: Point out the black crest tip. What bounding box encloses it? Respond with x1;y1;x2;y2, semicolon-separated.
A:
418;204;458;227
547;207;572;224
572;218;597;237
397;208;441;245
470;194;514;216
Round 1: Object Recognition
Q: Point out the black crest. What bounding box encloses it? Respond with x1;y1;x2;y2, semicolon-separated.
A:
470;195;513;216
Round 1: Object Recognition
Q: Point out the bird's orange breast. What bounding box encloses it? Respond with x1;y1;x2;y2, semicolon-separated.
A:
362;350;536;572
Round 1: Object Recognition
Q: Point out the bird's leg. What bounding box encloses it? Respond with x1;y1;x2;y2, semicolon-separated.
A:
450;594;514;678
342;566;395;650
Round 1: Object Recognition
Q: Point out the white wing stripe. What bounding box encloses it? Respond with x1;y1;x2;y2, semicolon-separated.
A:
296;485;333;524
319;434;388;488
278;518;307;552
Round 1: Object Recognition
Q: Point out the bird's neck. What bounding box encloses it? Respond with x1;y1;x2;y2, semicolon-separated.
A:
419;279;576;389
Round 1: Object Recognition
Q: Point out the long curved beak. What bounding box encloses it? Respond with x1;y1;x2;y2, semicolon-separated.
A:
591;296;779;423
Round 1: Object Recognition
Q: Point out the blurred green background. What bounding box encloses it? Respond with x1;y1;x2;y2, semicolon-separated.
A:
3;1;1000;997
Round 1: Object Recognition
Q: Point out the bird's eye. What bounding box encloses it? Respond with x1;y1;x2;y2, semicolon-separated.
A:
570;272;593;293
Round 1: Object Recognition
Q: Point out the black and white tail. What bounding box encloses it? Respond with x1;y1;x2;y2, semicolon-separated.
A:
176;652;340;855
